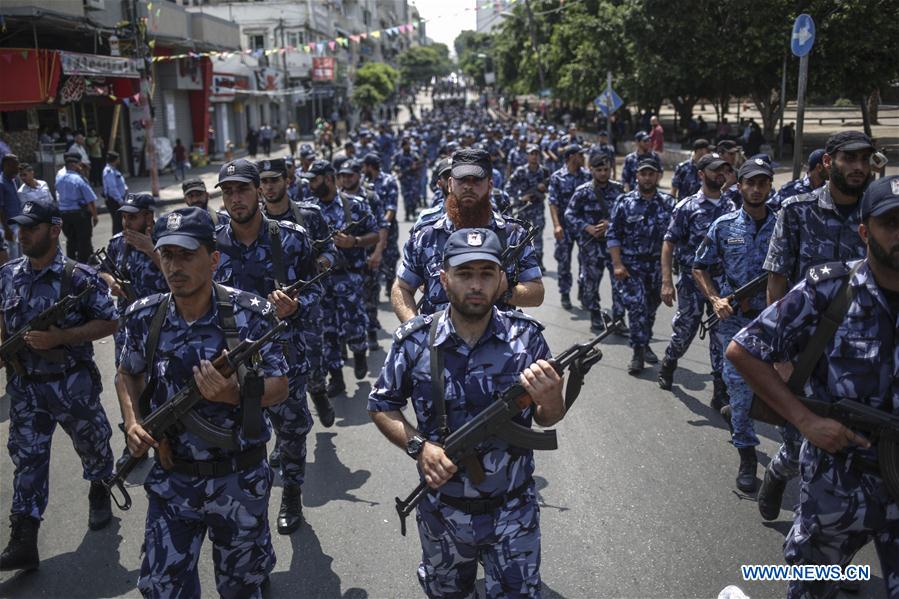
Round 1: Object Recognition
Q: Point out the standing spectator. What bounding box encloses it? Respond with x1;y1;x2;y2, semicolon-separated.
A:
260;123;273;156
102;151;127;235
56;152;98;262
649;116;664;153
16;163;52;204
84;129;104;187
173;138;188;181
70;133;91;179
285;123;299;156
0;154;23;258
246;127;259;158
207;125;216;160
717;117;732;141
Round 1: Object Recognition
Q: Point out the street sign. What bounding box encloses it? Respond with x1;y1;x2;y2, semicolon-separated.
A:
594;83;623;117
791;13;815;57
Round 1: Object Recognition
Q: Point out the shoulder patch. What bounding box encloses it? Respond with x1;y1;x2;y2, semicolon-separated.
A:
805;261;849;285
504;310;545;334
72;261;99;277
393;314;430;342
780;191;818;210
232;289;274;316
124;292;169;317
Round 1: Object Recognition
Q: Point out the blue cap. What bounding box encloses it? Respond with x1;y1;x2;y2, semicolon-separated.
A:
738;157;774;180
562;144;582;159
118;192;156;214
807;149;825;171
11;198;61;226
299;144;315;159
443;228;502;267
634;131;650;142
257;158;287;178
216;159;259;188
636;157;661;172
300;159;335;179
451;148;491;179
153;207;215;250
362;152;381;167
861;175;899;219
825;131;873;155
338;158;362;175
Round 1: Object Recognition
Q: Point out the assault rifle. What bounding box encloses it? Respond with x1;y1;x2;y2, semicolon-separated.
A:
750;396;899;503
698;272;769;340
90;248;137;304
0;284;95;376
104;320;289;510
394;323;619;535
280;267;334;298
312;215;371;253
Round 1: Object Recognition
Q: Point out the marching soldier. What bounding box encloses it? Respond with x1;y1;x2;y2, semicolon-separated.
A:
547;145;590;309
505;144;551;269
182;178;229;227
670;139;710;200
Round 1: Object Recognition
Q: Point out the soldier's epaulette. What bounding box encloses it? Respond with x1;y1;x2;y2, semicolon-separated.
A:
277;219;304;235
73;261;100;277
232;290;274;316
393;314;430;342
805;261;850;285
505;310;545;332
574;180;593;192
124;292;168;317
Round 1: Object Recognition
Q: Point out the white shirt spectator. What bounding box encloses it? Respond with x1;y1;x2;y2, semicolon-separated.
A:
18;179;53;203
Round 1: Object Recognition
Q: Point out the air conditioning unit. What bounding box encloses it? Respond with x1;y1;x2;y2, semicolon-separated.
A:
84;0;105;10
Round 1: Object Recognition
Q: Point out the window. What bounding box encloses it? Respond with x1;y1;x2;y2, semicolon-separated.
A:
286;30;306;47
248;34;265;50
362;8;371;26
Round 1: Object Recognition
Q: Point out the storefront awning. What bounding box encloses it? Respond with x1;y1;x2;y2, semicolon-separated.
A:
0;49;61;112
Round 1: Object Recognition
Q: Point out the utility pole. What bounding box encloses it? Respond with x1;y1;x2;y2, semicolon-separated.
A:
278;18;290;128
132;0;158;198
523;0;545;91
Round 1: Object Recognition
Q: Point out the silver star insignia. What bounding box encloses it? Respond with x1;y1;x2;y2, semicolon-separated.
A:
250;297;260;307
140;297;150;305
820;265;831;275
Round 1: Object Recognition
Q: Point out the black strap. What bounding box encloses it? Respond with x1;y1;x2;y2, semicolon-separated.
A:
339;193;354;229
60;257;75;297
167;444;266;478
208;208;219;226
290;201;305;227
140;293;171;419
265;218;287;287
787;261;863;393
428;310;449;441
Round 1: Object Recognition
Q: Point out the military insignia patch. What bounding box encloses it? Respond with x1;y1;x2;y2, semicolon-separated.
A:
467;231;483;246
227;164;236;175
166;213;182;231
892;178;899;196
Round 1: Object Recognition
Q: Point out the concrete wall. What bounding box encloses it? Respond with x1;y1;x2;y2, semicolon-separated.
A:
190;13;240;49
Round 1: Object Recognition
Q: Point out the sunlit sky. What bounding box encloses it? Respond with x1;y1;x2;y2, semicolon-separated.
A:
410;0;478;55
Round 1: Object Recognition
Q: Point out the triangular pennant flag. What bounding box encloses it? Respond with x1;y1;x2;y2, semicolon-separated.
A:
328;40;336;51
371;30;381;39
316;42;324;53
360;32;368;39
350;35;360;43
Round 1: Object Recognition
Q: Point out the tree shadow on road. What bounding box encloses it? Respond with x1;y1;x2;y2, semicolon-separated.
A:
0;517;138;598
267;521;368;598
302;432;377;509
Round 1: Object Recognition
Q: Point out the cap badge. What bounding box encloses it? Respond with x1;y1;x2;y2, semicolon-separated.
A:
467;231;483;247
891;179;899;196
755;158;764;166
227;164;236;175
166;213;182;231
23;203;32;214
264;161;270;170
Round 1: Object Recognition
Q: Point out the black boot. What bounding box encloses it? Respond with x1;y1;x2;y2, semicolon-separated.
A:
88;480;112;531
0;515;39;571
310;389;335;428
367;330;379;352
644;346;659;364
627;347;645;376
711;374;729;412
353;351;368;380
589;310;606;333
560;293;572;310
657;358;677;390
757;464;787;521
276;484;303;535
736;447;759;492
327;369;346;398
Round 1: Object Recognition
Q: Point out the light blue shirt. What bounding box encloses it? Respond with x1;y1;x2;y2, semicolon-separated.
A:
55;168;97;211
17;180;53;204
102;164;127;204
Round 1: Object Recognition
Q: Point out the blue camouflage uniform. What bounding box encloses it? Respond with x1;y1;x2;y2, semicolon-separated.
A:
355;186;388;337
506;146;529;174
262;200;336;394
620;151;662;190
662;191;734;372
120;285;287;598
721;182;742;210
606;189;675;348
287;177;311;203
1;250;116;520
393;149;423;218
588;143;616;168
671;158;701;200
693;206;775;448
368;308;551;598
369;171;401;286
104;234;168;365
761;184;867;480
547;166;590;295
565;179;625;318
505;163;551;265
767;174;812;213
315;194;378;370
399;214;542;316
732;259;899;599
377;132;396;171
214;218;316;489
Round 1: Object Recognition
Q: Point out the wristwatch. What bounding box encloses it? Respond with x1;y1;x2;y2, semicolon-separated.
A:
405;434;427;460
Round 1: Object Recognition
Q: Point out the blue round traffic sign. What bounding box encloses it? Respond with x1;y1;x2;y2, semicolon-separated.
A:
791;13;815;57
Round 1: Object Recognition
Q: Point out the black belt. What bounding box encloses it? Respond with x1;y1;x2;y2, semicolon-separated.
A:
23;371;69;383
438;479;531;515
166;445;266;478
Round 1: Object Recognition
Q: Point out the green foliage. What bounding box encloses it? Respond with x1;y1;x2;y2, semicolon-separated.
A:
354;62;399;100
833;98;854;107
454;30;493;88
351;83;383;111
397;45;452;89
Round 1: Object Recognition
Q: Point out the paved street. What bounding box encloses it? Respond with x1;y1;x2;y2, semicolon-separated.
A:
0;192;887;598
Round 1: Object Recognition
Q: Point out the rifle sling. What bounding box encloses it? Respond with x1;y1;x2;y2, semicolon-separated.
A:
29;258;76;366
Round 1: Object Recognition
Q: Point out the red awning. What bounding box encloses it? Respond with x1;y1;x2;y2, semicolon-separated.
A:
0;49;61;112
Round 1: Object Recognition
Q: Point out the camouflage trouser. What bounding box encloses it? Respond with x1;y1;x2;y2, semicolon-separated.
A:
302;302;326;394
518;203;546;266
717;316;759;448
380;220;400;284
322;271;368;371
363;265;381;334
266;373;311;486
553;230;575;295
7;368;114;520
416;488;541;599
770;424;803;481
612;261;661;348
400;181;421;218
139;462;275;599
575;239;623;319
663;272;723;374
784;446;899;598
